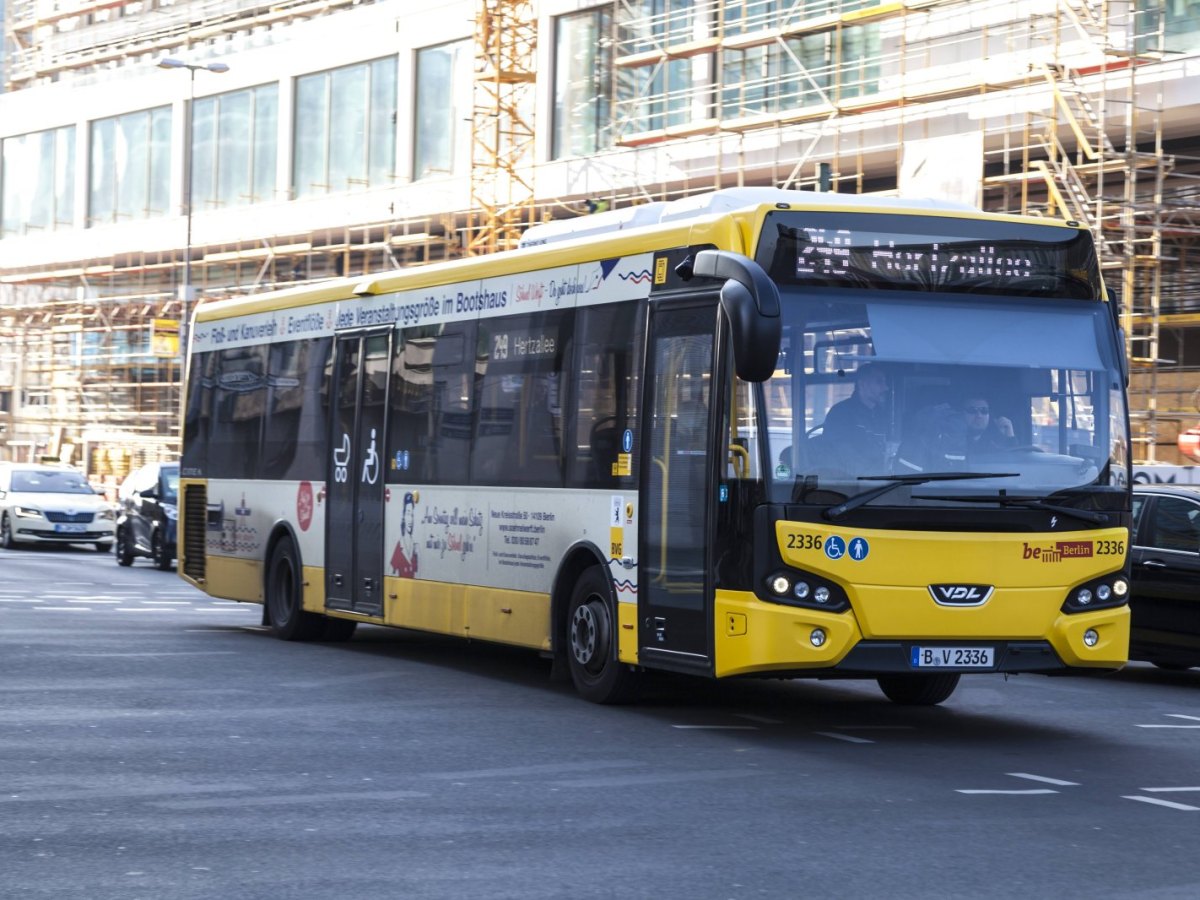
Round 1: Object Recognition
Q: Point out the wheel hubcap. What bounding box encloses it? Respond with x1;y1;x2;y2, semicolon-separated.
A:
570;599;608;674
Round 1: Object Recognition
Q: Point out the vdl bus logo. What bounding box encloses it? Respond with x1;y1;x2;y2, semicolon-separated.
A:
928;584;994;606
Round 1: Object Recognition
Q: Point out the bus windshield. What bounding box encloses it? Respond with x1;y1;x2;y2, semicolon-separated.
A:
762;287;1128;506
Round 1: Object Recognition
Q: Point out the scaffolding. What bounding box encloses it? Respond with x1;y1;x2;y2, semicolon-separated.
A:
2;0;1199;471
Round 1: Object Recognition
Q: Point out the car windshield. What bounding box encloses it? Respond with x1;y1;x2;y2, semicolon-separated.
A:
760;288;1128;506
160;467;180;502
10;469;96;494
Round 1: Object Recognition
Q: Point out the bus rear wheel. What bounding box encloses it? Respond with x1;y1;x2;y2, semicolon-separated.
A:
566;567;639;704
266;536;324;641
877;673;960;706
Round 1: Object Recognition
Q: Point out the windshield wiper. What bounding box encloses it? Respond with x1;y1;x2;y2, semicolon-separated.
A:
824;472;1018;520
910;493;1111;525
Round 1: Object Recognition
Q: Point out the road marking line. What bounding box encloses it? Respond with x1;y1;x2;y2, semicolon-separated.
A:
113;608;176;612
672;725;759;730
34;607;91;612
956;789;1058;795
0;598;40;603
193;607;255;612
1135;725;1200;729
1123;796;1200;811
815;732;874;744
1141;786;1200;793
67;599;122;604
834;725;915;730
1007;773;1079;786
1166;714;1200;722
141;601;191;605
735;714;783;724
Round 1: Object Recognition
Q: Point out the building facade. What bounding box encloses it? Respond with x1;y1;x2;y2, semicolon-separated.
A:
1;0;1198;486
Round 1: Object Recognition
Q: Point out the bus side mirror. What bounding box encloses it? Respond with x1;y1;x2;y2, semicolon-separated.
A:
692;249;781;383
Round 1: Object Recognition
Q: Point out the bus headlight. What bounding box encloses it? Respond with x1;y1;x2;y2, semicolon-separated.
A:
810;628;827;648
761;570;849;612
1061;573;1130;614
1083;629;1099;647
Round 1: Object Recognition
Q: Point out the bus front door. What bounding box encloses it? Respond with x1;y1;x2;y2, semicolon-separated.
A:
326;329;392;617
640;303;716;671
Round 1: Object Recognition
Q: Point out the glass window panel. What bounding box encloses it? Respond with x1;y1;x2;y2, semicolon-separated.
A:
294;73;330;198
217;90;251;207
414;42;468;179
368;58;397;187
115;114;148;221
89;118;115;225
553;8;613;159
191;97;217;212
150;107;173;218
0;127;72;237
330;64;368;191
252;84;279;203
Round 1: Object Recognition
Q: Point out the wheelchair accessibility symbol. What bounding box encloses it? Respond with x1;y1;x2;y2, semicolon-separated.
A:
823;535;846;560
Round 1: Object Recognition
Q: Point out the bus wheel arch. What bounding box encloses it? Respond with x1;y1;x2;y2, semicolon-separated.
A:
553;548;639;704
263;524;323;641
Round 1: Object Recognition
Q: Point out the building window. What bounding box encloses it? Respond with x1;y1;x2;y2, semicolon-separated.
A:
614;1;715;138
1;125;75;239
294;57;397;199
88;107;172;226
192;84;279;210
413;40;473;180
552;7;614;159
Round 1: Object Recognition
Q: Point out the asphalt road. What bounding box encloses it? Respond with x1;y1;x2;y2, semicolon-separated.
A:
2;545;1199;900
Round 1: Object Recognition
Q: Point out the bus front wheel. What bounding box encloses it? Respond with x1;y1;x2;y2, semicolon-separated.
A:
877;673;960;706
566;567;639;704
266;536;324;641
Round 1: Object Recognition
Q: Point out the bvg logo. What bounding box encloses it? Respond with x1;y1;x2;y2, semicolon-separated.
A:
928;584;994;606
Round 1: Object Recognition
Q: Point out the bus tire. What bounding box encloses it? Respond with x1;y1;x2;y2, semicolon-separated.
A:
265;536;324;641
877;673;960;706
566;567;639;704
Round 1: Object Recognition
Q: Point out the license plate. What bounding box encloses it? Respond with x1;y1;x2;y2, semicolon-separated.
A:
53;523;87;534
911;646;994;668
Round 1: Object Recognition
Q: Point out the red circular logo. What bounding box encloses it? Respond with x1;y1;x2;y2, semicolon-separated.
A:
297;481;314;532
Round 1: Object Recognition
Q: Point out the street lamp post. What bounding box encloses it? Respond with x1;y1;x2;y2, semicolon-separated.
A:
156;57;229;357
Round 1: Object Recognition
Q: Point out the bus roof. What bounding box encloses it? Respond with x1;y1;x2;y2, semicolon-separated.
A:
517;187;980;249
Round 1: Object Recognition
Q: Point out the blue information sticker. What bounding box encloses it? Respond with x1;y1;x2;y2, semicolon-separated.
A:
719;484;729;503
848;537;870;561
622;429;634;453
823;535;846;560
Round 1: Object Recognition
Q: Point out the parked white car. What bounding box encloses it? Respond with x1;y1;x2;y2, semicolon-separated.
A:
0;464;116;552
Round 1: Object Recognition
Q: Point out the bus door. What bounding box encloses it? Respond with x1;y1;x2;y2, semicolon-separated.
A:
640;303;717;670
326;328;392;617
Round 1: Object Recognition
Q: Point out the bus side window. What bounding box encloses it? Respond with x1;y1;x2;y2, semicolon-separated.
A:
181;350;215;477
471;311;570;487
388;329;437;484
567;302;641;490
210;346;267;479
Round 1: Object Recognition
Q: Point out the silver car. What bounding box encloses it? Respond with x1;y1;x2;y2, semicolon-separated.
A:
0;464;116;552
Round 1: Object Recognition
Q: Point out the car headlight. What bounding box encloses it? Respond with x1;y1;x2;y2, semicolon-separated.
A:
96;508;115;521
14;505;42;519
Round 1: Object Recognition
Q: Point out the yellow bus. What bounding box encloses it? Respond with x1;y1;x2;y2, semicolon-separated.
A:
179;187;1131;706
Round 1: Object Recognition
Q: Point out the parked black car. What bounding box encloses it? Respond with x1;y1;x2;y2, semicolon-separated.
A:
115;461;179;570
1129;483;1200;670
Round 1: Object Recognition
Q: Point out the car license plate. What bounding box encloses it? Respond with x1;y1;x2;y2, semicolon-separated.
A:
911;646;994;668
53;523;87;534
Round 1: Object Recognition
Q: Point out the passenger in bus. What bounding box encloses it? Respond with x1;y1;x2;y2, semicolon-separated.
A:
818;363;890;472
